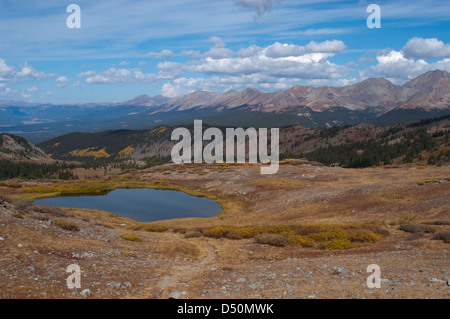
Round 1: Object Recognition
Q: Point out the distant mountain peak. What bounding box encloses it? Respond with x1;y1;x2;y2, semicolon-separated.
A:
121;94;169;107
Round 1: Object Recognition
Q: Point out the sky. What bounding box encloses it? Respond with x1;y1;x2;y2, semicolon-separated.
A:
0;0;450;104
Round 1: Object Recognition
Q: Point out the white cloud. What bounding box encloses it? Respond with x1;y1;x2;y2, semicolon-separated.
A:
204;37;234;59
158;39;349;82
306;40;347;54
161;82;179;97
80;67;158;84
16;63;49;80
369;49;450;82
56;76;70;83
238;45;263;58
146;49;174;59
0;59;16;81
402;37;450;59
119;61;131;66
0;58;51;82
155;38;353;95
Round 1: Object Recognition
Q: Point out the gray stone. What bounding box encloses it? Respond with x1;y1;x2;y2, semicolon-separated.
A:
333;267;348;275
80;289;91;297
428;277;444;283
169;291;181;299
122;282;132;289
107;281;121;289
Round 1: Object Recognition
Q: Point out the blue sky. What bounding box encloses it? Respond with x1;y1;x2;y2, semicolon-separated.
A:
0;0;450;104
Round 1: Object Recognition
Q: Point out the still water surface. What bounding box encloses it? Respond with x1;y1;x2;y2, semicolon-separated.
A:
34;188;222;222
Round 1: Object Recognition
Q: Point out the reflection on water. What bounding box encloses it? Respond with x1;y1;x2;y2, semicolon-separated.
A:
34;188;222;222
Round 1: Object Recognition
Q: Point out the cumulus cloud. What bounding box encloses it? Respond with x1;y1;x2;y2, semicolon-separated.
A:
157;39;349;81
56;76;70;83
369;49;450;81
0;59;16;81
79;67;158;84
56;76;71;88
402;37;450;59
146;49;174;59
204;37;234;59
238;45;263;58
16;63;49;80
0;59;51;82
157;38;351;95
234;0;281;16
0;84;39;99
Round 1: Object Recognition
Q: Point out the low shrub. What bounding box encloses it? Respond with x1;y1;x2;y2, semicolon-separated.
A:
309;229;349;242
11;212;25;219
119;233;142;242
399;224;436;233
54;219;80;232
130;223;168;232
12;200;34;212
423;221;450;226
321;239;353;250
348;230;380;243
254;233;289;247
406;233;424;241
225;227;256;240
431;231;450;242
34;205;67;217
288;235;315;247
373;228;390;236
172;227;188;234
202;226;227;239
184;231;202;238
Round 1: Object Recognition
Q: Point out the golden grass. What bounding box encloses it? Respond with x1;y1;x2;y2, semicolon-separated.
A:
53;219;80;232
129;223;168;232
199;223;386;250
119;233;143;242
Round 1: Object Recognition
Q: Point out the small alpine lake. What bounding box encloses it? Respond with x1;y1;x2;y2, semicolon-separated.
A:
34;188;222;222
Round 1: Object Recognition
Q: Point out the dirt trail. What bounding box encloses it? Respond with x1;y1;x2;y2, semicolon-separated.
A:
129;236;217;299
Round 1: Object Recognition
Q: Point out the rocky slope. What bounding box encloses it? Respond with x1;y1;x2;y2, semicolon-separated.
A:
0;134;53;162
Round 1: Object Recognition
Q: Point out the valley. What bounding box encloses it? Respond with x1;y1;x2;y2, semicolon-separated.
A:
0;160;449;299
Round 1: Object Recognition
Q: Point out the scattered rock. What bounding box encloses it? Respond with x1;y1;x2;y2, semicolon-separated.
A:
428;277;444;283
107;281;121;289
121;282;132;289
80;289;91;297
333;267;348;275
168;291;181;299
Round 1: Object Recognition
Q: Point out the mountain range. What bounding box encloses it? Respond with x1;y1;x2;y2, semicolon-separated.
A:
1;70;449;144
36;115;450;168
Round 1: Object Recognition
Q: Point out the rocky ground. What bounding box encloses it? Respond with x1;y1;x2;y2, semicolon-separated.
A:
0;161;449;299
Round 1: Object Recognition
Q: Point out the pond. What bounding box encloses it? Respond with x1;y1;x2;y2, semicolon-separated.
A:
34;188;222;222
